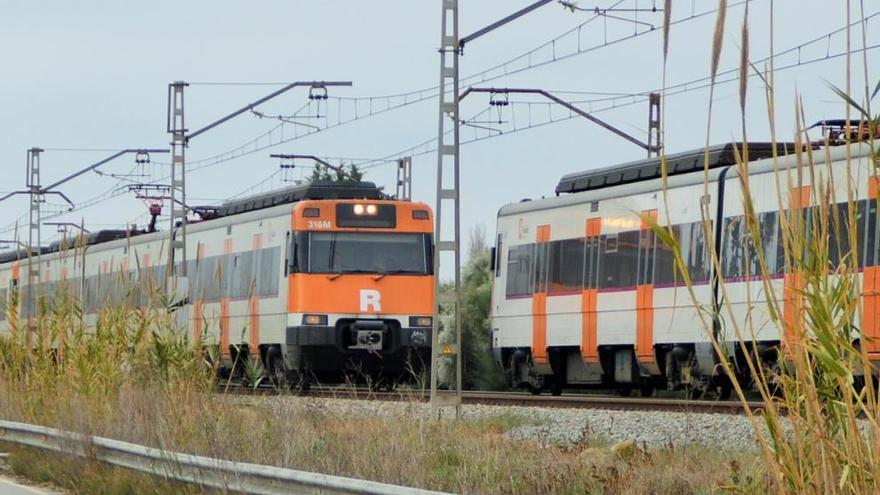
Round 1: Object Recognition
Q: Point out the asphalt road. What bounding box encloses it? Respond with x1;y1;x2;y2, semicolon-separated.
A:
0;476;59;495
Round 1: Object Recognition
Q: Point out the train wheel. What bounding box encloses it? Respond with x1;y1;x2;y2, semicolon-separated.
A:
716;379;733;400
268;352;288;391
640;386;654;397
550;383;563;396
685;385;703;400
529;385;542;395
616;388;632;397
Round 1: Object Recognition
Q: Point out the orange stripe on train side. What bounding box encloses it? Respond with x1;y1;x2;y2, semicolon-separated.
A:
193;299;204;343
220;239;233;357
249;296;260;356
783;186;811;350
532;225;551;366
220;299;230;357
532;292;548;365
636;209;657;364
783;272;804;347
249;234;262;356
581;288;598;363
789;185;812;210
581;218;601;363
867;179;880;358
640;209;658;230
864;266;880;356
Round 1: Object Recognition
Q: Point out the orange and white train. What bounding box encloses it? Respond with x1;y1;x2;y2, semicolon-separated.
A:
490;141;878;397
0;181;435;389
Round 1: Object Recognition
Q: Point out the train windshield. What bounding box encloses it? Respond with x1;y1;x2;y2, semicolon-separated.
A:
293;232;432;275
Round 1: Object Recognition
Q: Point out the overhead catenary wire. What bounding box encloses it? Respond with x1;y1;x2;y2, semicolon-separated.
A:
27;29;879;233
156;0;741;172
350;36;880;172
6;1;871;236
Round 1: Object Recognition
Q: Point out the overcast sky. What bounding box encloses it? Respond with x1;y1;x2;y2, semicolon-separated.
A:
1;1;877;267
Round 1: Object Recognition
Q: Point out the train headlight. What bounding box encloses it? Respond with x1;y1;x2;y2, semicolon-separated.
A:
409;316;432;327
303;314;328;326
352;204;378;216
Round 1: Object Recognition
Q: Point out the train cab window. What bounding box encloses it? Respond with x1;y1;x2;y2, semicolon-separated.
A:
548;238;585;294
295;232;431;275
505;244;534;297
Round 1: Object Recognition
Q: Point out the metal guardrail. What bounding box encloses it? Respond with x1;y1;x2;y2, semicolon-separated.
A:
0;420;451;495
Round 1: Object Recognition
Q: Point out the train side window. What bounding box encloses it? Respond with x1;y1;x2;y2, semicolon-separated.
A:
653;225;679;286
548;238;584;294
866;199;879;267
494;234;502;278
0;288;6;322
599;231;639;289
505;244;534;297
533;243;550;293
722;216;744;278
260;247;280;296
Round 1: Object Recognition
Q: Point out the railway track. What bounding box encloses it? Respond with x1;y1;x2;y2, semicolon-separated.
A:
219;385;766;415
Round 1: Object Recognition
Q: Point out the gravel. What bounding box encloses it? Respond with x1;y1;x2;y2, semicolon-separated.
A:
251;395;770;451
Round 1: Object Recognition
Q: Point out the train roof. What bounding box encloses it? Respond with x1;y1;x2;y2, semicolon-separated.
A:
0;247;47;265
191;180;386;220
555;142;795;195
0;181;388;265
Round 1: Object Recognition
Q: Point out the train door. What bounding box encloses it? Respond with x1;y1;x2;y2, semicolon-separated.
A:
636;211;658;370
581;220;600;364
531;225;551;374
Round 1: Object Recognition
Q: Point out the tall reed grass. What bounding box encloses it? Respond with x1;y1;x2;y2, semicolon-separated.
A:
647;1;880;493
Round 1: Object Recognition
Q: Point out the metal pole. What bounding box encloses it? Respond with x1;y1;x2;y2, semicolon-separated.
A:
461;87;656;152
396;157;412;200
648;92;662;158
431;0;463;416
41;149;168;193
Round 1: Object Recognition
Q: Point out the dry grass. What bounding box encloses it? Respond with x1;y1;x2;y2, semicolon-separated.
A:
0;289;767;494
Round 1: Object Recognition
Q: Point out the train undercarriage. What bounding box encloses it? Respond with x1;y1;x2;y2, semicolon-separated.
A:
496;342;796;399
217;319;432;392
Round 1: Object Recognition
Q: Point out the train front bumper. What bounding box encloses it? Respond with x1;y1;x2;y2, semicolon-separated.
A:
285;324;432;350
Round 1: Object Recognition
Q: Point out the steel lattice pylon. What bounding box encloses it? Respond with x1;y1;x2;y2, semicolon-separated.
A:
430;0;463;415
167;82;188;284
396;157;412;200
26;147;43;342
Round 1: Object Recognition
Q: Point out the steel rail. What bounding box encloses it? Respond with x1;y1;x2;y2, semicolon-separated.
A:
224;386;766;415
0;420;451;495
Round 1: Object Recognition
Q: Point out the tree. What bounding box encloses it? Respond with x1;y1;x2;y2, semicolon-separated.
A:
308;162;363;182
437;226;508;390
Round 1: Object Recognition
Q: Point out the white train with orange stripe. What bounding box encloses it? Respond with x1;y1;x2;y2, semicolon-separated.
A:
0;181;434;389
490;140;878;397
